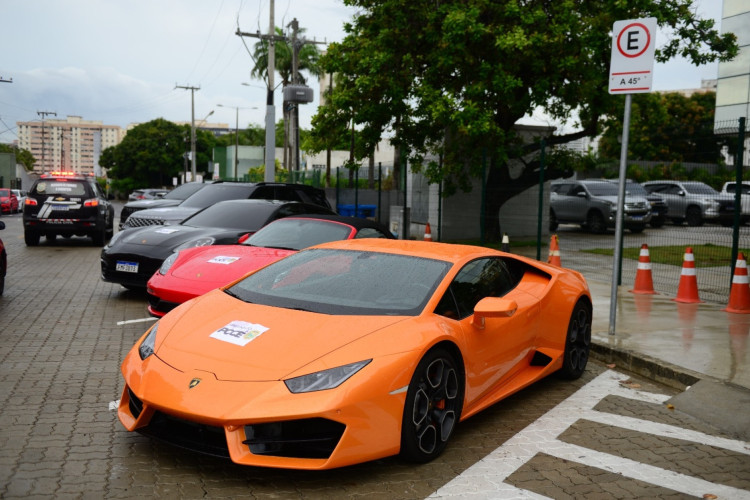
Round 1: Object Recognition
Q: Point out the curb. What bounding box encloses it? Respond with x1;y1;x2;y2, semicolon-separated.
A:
590;341;702;391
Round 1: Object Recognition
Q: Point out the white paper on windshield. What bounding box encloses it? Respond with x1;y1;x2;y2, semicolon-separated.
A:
209;320;269;346
208;256;240;265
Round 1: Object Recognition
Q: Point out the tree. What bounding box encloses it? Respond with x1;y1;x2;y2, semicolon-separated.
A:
249;25;323;171
314;0;737;241
598;91;724;164
0;143;36;171
216;123;266;148
101;118;217;194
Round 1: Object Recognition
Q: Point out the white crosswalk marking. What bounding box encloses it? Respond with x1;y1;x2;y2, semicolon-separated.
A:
430;370;750;499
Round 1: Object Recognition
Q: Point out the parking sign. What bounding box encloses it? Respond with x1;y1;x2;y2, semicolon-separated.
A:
609;18;657;94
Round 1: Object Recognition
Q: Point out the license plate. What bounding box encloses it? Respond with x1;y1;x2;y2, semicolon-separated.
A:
51;204;69;211
631;216;643;221
116;261;139;273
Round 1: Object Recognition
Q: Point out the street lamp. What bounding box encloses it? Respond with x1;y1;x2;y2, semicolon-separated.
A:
217;104;257;180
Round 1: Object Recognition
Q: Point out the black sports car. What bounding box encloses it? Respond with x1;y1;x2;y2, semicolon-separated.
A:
101;199;335;289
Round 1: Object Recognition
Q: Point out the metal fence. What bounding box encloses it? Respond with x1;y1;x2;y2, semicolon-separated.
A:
548;117;749;303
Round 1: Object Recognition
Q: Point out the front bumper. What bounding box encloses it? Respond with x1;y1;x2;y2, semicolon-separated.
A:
118;349;411;469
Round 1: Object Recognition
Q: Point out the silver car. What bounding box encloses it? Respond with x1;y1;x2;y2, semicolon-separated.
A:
642;180;735;227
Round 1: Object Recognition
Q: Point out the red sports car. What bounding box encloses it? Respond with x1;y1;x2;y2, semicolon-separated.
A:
146;214;394;317
0;188;19;214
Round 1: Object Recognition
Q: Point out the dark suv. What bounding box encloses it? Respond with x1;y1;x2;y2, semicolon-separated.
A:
121;182;332;229
119;182;208;229
23;172;115;246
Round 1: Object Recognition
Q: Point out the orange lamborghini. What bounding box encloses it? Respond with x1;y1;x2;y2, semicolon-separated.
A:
118;239;592;470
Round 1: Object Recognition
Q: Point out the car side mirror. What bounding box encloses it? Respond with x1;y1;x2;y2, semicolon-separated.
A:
238;233;251;244
678;190;685;196
472;297;518;329
576;192;587;198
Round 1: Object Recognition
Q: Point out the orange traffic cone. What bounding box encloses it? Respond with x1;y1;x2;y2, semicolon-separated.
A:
423;223;433;242
673;247;702;303
630;244;657;294
724;253;750;314
547;234;561;267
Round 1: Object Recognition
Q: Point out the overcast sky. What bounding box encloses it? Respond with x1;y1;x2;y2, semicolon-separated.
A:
0;0;724;144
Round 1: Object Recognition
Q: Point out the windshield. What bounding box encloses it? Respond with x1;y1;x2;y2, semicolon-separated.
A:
164;183;205;200
182;202;276;230
245;219;354;250
180;184;253;208
684;183;718;195
586;183;620;196
226;248;452;316
32;180;87;196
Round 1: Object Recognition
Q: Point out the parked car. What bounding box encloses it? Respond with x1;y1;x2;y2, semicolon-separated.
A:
119;182;208;230
11;189;27;207
102;199;336;289
549;179;651;233
128;188;169;202
146;214;395;317
605;179;668;228
642;180;736;227
0;188;19;214
121;182;332;229
720;181;750;219
0;220;6;295
117;238;592;469
22;171;115;246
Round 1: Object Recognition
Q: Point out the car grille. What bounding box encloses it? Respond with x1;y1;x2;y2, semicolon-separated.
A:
147;293;179;316
243;418;345;459
624;201;649;211
139;410;231;459
119;206;142;225
124;216;166;228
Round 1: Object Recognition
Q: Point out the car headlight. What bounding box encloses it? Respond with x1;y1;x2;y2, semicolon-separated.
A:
173;237;215;252
284;360;371;393
138;323;159;360
159;252;179;275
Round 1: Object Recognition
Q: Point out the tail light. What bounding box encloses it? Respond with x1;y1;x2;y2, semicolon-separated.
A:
25;198;38;206
84;199;99;207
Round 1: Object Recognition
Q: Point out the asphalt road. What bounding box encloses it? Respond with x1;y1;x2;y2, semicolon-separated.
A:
1;210;748;498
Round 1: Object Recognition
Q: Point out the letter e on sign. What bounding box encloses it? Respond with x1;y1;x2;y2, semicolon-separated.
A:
608;18;657;94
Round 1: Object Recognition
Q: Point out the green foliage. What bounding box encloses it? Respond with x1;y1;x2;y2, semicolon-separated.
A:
249;26;323;86
0;143;36;170
101;118;217;193
598;92;727;163
215;124;266;148
316;0;736;190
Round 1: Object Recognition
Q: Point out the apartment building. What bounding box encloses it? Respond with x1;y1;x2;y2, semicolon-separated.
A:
17;115;124;175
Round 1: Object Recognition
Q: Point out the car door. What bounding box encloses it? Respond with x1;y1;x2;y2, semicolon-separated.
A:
434;257;540;403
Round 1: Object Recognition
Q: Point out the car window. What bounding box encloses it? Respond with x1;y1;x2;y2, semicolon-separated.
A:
570;185;586;197
435;257;519;320
684;183;718;195
246;219;354;250
665;185;682;195
181;184;254;208
163;183;205;200
586;183;619;196
32;180;88;196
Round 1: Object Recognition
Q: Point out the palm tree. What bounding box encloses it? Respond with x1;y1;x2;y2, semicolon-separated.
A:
250;26;323;172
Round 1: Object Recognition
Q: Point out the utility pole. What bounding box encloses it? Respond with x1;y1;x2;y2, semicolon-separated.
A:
37;110;57;174
175;84;200;181
236;0;286;182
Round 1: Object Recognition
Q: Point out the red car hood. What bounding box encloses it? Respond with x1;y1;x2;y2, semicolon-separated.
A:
156;289;407;382
169;245;296;289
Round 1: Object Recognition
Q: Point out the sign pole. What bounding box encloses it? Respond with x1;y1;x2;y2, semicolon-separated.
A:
607;17;656;335
609;93;632;335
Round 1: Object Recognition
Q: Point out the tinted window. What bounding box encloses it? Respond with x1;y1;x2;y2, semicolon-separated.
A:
684;183;718;195
245;219;354;250
435;258;518;320
164;183;205;200
181;184;254;208
182;201;277;230
586;183;619;196
227;249;452;316
355;227;390;239
32;180;88;197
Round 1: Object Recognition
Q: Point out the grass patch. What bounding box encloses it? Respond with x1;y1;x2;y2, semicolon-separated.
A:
582;244;749;267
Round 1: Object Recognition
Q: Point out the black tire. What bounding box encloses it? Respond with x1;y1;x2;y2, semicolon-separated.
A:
559;299;592;380
549;210;558;232
24;230;40;246
400;347;464;463
685;206;703;227
0;252;6;295
587;211;606;234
